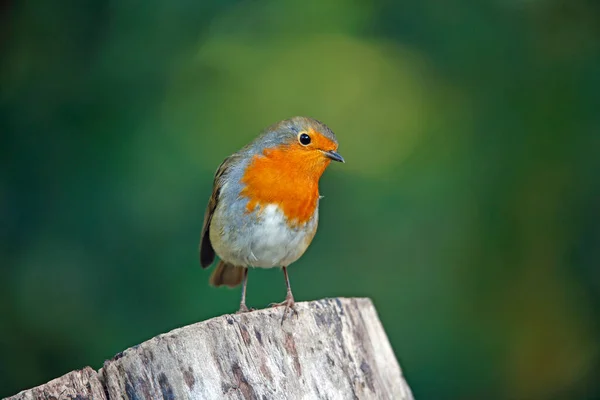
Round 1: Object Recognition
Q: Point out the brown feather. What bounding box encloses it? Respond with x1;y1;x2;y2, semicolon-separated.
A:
199;155;238;268
209;261;245;287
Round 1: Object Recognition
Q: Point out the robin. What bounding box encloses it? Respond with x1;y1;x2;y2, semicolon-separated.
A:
199;116;344;316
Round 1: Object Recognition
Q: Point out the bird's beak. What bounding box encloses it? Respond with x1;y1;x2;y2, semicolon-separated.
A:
324;150;345;163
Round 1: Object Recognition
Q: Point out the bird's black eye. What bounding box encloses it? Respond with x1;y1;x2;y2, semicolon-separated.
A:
299;133;311;146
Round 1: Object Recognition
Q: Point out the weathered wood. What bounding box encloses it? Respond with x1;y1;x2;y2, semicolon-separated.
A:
5;298;413;400
6;367;107;400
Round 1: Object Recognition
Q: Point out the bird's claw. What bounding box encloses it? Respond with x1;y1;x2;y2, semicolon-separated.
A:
236;304;254;314
270;296;298;324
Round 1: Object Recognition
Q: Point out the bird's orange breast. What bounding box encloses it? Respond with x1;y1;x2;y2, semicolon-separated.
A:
240;145;331;225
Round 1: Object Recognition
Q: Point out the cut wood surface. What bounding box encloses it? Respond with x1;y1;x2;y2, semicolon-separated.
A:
6;367;107;400
6;297;413;400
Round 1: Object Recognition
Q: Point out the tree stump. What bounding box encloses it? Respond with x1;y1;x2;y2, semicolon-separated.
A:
5;367;107;400
6;298;413;399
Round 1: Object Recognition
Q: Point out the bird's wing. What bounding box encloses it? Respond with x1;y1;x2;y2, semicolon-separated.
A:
199;155;239;268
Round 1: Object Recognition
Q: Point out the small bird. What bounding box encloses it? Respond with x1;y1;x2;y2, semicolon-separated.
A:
199;116;344;316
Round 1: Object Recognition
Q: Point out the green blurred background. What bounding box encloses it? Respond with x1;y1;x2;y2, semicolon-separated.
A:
1;0;599;398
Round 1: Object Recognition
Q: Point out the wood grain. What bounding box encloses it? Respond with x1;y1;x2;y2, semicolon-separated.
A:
6;367;106;400
6;298;413;400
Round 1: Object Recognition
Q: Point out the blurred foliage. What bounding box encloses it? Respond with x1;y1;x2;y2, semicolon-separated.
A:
1;0;600;399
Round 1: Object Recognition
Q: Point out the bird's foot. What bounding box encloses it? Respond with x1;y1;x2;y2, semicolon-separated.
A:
236;304;254;314
269;295;298;324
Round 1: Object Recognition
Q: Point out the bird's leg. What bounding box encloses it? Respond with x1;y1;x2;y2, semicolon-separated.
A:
236;268;251;313
270;266;298;322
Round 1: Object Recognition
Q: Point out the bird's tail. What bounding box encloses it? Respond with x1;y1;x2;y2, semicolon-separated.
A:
209;261;245;288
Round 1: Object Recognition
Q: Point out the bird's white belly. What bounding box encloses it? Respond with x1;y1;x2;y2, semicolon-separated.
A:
250;204;316;267
213;203;318;268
